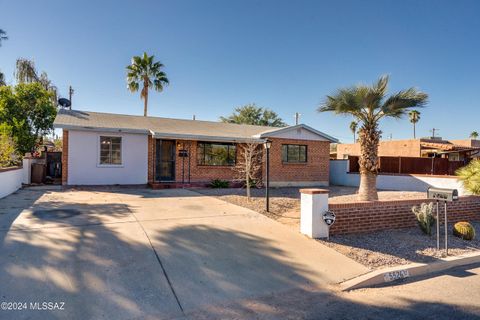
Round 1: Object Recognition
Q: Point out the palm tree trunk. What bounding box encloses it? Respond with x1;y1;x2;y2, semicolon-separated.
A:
143;90;148;117
358;172;378;201
413;123;416;139
357;124;380;201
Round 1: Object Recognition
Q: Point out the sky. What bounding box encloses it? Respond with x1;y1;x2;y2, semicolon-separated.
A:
1;0;479;142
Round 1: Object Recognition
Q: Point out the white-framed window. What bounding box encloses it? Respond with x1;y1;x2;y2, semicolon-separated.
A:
99;136;122;165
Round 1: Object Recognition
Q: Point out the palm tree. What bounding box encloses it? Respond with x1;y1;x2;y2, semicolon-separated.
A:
0;29;7;46
0;71;5;86
408;110;421;139
349;121;358;142
126;52;169;116
470;131;479;139
318;75;428;201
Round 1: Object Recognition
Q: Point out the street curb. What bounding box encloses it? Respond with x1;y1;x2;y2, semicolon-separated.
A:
340;251;480;291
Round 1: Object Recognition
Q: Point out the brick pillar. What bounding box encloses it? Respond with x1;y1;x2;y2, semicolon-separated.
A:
148;135;155;184
300;188;330;238
61;129;69;185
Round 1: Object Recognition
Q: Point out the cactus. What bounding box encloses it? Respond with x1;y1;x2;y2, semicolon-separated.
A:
412;202;436;236
453;222;476;240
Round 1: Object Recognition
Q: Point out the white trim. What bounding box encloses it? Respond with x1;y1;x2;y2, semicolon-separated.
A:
96;134;124;168
256;124;339;143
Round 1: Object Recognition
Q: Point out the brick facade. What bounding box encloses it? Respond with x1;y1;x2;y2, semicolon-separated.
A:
149;137;331;185
329;197;480;235
268;138;330;185
147;135;155;184
61;129;69;185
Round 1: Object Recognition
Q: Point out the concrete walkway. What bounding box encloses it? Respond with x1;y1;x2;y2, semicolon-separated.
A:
0;187;367;319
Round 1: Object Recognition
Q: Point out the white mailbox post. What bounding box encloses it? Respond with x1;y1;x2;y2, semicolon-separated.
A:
300;189;330;238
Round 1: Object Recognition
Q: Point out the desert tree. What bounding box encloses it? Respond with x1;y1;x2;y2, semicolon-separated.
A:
318;75;428;201
234;141;263;200
221;104;287;127
126;52;169;116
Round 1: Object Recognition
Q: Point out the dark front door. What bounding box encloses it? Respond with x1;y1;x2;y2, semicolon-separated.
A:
156;139;176;181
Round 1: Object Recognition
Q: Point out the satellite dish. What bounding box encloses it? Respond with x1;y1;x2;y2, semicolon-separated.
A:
58;98;71;108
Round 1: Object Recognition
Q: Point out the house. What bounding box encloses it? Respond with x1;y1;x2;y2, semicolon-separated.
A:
53;109;338;187
337;138;480;161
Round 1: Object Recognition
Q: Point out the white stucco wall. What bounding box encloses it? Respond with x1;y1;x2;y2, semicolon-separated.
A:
0;167;23;199
329;159;468;195
68;130;148;185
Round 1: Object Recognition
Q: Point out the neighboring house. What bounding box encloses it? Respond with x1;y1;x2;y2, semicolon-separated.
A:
337;138;480;161
53;109;338;187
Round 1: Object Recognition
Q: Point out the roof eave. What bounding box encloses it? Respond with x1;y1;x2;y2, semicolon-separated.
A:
257;124;339;143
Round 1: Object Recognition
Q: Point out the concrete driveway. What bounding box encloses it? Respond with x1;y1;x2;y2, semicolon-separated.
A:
0;187;367;319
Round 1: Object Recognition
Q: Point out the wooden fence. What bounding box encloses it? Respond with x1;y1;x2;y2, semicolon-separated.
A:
348;156;465;176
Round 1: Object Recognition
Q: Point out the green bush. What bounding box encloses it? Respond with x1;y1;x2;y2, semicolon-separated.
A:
456;160;480;195
412;202;436;236
453;221;476;240
0;128;20;167
209;179;230;188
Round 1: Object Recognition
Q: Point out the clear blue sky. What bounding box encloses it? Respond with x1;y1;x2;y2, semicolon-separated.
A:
1;0;479;142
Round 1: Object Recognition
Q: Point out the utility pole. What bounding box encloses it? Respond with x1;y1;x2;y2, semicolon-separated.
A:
294;112;301;125
430;128;439;138
68;86;74;110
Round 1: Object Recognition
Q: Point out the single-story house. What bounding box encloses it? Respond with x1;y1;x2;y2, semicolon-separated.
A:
53;109;338;187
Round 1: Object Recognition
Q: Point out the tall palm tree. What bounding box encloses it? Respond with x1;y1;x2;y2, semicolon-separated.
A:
126;52;169;116
318;75;428;201
0;29;7;46
408;110;421;139
349;121;358;142
470;131;479;139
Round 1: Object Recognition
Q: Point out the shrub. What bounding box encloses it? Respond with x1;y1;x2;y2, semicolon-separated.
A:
456;159;480;195
209;179;230;188
0;130;20;167
412;202;436;236
453;221;476;240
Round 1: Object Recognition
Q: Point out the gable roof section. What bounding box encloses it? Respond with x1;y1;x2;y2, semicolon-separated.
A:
256;124;338;142
54;109;337;142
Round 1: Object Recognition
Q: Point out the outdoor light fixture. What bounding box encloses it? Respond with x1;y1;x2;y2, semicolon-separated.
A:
264;139;271;212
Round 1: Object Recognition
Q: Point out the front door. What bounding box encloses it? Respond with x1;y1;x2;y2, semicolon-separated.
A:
155;139;176;181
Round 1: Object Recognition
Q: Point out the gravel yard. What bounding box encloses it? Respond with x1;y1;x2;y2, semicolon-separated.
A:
318;222;480;269
194;186;425;228
194;186;479;270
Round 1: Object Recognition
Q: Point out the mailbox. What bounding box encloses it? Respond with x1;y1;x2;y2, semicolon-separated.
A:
427;187;458;202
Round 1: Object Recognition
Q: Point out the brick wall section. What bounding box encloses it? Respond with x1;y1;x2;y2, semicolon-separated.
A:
174;140;247;183
148;138;331;184
329;197;480;235
147;135;155;184
268;138;330;183
61;129;69;185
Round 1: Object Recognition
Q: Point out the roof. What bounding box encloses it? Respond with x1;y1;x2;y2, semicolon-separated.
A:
54;109;338;142
420;141;480;153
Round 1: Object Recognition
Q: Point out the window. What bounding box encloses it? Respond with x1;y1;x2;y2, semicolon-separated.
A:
282;144;307;163
99;136;122;165
197;142;236;166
